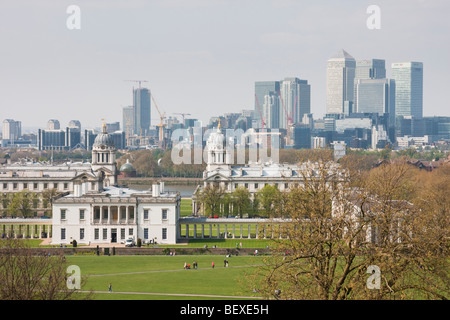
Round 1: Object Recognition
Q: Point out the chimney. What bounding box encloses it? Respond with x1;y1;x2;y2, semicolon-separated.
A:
159;181;164;194
152;184;160;197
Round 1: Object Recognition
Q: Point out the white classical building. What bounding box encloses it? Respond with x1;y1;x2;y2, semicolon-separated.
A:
0;122;119;217
192;125;342;214
52;182;181;245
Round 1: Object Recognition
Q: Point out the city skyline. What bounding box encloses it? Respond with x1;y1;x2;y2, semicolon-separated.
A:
0;0;449;129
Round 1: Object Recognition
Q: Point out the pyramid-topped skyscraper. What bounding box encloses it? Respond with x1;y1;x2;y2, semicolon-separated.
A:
326;49;356;115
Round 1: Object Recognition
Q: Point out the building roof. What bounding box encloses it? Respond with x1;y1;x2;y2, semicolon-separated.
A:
329;49;355;60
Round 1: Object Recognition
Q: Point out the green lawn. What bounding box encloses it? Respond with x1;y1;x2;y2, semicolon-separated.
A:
180;198;193;216
67;255;264;300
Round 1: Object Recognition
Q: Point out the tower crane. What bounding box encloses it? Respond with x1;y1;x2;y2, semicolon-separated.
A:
172;113;191;127
124;80;148;88
255;94;266;132
150;93;166;149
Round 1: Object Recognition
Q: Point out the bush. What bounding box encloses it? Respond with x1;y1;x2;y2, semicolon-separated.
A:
72;240;77;248
137;238;142;248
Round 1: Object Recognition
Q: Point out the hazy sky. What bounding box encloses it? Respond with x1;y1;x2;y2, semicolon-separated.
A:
0;0;449;131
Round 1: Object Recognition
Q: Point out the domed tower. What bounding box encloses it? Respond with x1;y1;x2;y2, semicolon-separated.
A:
91;122;117;187
206;121;232;172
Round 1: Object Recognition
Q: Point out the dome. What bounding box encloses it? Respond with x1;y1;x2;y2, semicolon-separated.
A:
120;160;135;173
93;122;116;149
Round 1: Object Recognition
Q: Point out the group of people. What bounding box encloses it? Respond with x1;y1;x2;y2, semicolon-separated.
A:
184;261;198;269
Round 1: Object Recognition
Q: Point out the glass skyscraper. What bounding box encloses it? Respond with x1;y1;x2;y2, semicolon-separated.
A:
255;78;310;130
391;62;423;119
255;81;280;129
326;49;356;115
133;87;151;136
353;59;386;112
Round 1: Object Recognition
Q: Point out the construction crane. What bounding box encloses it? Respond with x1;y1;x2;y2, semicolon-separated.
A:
124;80;148;88
150;93;166;149
277;89;293;128
254;94;266;132
172;113;191;127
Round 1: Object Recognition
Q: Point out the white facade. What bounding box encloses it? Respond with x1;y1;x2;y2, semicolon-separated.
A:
52;183;181;245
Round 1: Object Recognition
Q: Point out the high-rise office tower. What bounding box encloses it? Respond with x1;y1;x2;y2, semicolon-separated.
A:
279;77;310;129
255;81;280;129
262;91;280;129
391;62;423;119
354;59;386;112
122;106;134;137
2;119;21;141
255;78;310;130
326;49;356;115
356;79;395;117
133;87;151;136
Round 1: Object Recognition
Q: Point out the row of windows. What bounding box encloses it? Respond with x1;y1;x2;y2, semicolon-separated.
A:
60;227;167;240
61;208;168;221
1;182;69;191
231;182;290;190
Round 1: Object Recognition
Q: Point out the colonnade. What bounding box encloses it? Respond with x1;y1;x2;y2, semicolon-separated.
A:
178;218;287;240
0;219;52;239
92;205;136;224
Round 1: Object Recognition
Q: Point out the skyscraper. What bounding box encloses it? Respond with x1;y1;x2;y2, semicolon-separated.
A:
262;91;280;129
391;62;423;119
255;78;310;130
2;119;21;141
122;106;134;138
354;59;386;112
255;81;280;129
133;87;151;136
279;77;311;129
326;49;356;115
356;79;395;117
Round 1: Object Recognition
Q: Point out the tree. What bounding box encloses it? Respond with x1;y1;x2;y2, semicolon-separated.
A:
8;190;33;218
255;185;281;217
249;160;449;300
0;239;90;300
196;184;225;216
232;187;251;218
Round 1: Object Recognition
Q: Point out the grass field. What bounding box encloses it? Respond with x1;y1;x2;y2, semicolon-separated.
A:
67;255;264;300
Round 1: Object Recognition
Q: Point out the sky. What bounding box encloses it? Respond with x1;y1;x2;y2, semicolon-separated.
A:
0;0;449;131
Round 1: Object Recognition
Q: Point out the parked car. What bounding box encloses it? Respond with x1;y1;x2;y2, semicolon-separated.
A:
125;238;135;247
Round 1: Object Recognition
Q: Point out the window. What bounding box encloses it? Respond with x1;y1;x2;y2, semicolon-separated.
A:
61;228;66;240
144;228;148;240
23;183;28;189
244;183;248;189
254;183;258;189
33;183;38;189
129;228;133;236
94;228;99;240
285;183;289;189
121;228;125;240
162;228;167;240
64;183;68;190
234;183;238;189
79;209;85;220
44;183;48;189
144;209;149;220
13;183;17;190
103;228;107;240
162;209;168;220
61;209;66;220
53;183;58;189
80;228;85;240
